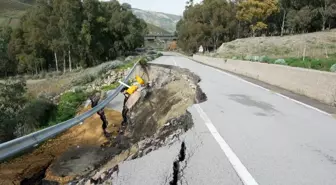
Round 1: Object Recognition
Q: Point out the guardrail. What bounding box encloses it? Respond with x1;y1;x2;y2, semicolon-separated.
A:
0;62;139;162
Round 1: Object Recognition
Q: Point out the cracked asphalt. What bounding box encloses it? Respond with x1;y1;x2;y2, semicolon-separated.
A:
111;53;336;185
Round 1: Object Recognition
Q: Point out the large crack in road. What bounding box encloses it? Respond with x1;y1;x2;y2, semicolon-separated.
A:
69;64;207;185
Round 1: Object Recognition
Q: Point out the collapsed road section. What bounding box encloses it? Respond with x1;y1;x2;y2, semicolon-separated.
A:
0;63;206;185
72;64;207;185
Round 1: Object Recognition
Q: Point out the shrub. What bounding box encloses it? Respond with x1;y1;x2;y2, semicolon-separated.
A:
259;56;272;63
73;74;95;86
288;60;308;68
55;91;87;123
139;57;148;66
244;55;252;61
331;64;336;72
251;56;260;62
274;59;287;65
19;99;57;131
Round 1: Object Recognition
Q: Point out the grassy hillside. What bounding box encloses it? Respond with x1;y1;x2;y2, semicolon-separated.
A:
147;23;170;34
0;0;32;28
217;30;336;59
215;30;336;72
0;0;31;11
132;8;181;33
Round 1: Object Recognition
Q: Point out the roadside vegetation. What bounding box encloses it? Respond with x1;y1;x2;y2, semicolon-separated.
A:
0;51;163;144
227;54;336;72
177;0;336;72
177;0;336;54
0;0;147;78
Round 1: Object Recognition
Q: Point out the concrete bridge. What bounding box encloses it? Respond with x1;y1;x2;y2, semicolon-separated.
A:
144;34;177;41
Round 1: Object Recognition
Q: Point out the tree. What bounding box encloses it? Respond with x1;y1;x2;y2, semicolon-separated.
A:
0;27;13;77
317;0;336;30
0;0;146;76
177;0;238;53
56;0;82;72
287;6;315;33
0;79;27;142
279;0;292;36
236;0;279;36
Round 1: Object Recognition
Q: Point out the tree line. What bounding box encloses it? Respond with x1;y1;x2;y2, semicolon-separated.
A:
0;0;147;77
176;0;336;53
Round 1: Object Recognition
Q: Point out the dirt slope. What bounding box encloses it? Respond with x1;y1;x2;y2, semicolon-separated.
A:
0;107;123;185
217;29;336;58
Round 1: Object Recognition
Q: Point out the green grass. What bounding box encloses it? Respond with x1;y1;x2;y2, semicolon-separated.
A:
239;54;336;72
116;62;135;70
101;82;119;91
286;58;335;71
265;56;336;72
54;91;88;123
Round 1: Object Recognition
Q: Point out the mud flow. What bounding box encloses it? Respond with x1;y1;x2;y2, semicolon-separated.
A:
0;64;206;185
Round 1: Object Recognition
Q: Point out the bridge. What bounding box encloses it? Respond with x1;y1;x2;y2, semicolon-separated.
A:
144;34;177;41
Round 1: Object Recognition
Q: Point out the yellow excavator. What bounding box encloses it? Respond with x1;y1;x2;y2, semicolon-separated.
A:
119;75;145;95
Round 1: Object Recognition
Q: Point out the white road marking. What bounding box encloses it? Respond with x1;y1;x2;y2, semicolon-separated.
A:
212;68;331;116
173;58;178;67
171;56;258;184
194;104;259;185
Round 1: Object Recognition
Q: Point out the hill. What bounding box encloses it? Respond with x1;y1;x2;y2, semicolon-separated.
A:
0;0;32;27
146;23;170;35
132;8;181;33
217;30;336;59
0;0;31;11
0;1;176;35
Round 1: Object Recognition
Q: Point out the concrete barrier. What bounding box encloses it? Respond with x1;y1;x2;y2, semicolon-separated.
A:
193;55;336;106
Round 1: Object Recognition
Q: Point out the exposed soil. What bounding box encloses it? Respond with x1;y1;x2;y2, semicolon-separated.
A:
71;64;207;185
0;107;123;185
0;64;207;185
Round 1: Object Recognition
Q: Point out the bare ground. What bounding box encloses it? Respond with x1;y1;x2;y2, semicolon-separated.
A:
0;107;123;185
217;29;336;58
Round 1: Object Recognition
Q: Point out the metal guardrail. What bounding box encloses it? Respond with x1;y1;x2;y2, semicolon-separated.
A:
0;62;139;162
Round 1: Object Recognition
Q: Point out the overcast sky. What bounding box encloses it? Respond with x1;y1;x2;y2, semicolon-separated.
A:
117;0;202;15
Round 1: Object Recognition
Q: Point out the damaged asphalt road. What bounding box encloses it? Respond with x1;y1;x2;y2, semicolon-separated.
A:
18;53;336;185
71;61;212;185
147;54;336;185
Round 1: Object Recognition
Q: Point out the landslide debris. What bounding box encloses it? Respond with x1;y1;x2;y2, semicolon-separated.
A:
0;108;123;185
72;64;207;185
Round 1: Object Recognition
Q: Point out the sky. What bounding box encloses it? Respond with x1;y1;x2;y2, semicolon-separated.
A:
117;0;202;15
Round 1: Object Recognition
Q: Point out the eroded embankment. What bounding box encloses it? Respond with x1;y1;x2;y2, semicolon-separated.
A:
0;64;206;185
72;64;207;185
0;108;123;185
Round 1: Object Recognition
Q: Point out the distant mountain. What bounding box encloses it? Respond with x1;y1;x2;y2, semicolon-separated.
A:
146;23;170;35
0;1;180;35
132;8;181;33
0;0;32;27
0;0;31;11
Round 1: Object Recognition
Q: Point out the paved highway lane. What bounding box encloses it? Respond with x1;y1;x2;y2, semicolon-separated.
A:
113;54;336;185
